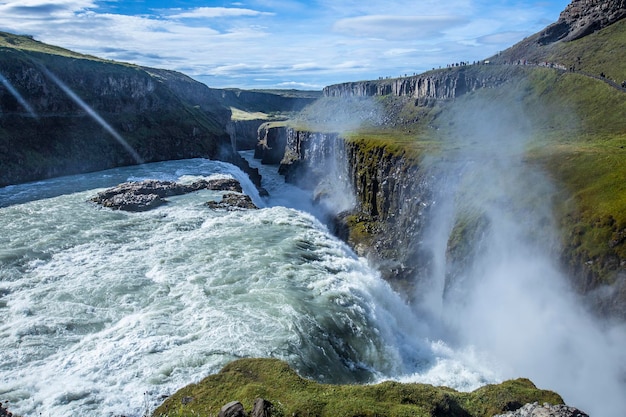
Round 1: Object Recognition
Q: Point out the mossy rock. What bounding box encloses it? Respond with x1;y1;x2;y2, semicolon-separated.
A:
152;358;563;417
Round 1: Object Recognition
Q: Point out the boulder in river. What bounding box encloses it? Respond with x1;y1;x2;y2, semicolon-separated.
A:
90;178;246;211
206;193;258;210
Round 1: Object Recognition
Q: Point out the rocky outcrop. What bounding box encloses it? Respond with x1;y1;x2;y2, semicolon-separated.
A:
206;193;258;210
90;178;244;211
493;402;589;417
322;66;509;100
255;123;289;164
538;0;626;44
217;398;273;417
0;401;19;417
227;119;267;151
218;401;246;417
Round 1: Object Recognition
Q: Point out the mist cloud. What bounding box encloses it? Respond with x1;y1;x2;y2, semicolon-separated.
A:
414;89;626;416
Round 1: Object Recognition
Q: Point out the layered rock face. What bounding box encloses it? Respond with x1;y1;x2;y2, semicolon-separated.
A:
538;0;626;43
228;119;267;151
0;35;234;187
255;124;289;164
322;66;508;100
274;126;434;287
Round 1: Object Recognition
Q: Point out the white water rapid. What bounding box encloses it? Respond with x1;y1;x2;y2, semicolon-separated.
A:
0;158;496;417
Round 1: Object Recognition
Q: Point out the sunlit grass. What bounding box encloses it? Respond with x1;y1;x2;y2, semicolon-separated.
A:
152;358;563;417
0;31;121;64
230;107;272;121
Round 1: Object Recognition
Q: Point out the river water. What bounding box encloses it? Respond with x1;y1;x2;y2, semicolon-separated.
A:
0;157;498;417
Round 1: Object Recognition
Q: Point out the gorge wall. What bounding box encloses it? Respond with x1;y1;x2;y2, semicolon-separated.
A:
322;65;511;101
271;127;435;292
0;40;236;187
0;32;316;189
259;124;626;318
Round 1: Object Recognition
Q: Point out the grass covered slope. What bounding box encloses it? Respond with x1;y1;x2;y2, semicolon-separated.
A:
499;21;626;300
152;358;563;417
0;31;107;61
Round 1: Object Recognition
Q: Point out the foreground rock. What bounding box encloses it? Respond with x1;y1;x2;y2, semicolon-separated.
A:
494;402;589;417
218;401;246;417
90;178;245;211
0;402;20;417
206;193;258;210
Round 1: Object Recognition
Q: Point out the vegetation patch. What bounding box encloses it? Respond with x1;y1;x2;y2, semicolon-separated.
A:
152;358;562;417
230;107;272;121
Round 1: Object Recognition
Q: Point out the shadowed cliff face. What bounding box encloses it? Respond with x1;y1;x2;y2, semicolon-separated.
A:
0;40;233;187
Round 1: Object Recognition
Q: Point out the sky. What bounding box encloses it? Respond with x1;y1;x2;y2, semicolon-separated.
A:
0;0;571;90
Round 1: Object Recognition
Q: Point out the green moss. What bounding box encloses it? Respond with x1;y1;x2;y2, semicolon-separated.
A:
343;213;378;250
152;359;562;417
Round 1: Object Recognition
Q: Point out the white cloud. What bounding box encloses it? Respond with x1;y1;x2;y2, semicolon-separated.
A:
384;48;417;57
276;81;322;89
168;7;274;19
0;0;572;89
478;31;531;46
333;15;468;40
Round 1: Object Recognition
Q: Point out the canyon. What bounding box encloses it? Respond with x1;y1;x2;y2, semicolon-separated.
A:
1;0;625;415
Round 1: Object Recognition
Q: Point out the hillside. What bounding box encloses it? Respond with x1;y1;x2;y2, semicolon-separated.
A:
152;358;564;417
268;10;626;317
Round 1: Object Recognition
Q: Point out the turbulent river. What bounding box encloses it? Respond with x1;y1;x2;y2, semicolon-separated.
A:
1;153;625;416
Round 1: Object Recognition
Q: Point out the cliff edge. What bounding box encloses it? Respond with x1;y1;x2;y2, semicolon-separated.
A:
538;0;626;44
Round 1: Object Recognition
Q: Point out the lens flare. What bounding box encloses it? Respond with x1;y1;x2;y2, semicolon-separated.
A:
0;72;38;118
41;67;144;165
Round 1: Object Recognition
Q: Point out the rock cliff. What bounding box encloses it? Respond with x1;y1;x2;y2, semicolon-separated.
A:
208;88;319;113
322;65;509;101
0;33;236;187
228;119;267;151
273;126;433;288
538;0;626;44
0;32;305;189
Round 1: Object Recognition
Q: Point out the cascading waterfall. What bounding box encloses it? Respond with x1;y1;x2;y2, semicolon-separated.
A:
0;158;496;417
2;108;625;416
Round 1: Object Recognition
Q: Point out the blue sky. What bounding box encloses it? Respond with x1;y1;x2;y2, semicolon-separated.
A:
0;0;571;90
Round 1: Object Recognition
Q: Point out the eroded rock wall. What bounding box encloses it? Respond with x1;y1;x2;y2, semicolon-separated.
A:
228;119;266;151
275;126;434;287
0;48;233;186
322;66;509;101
